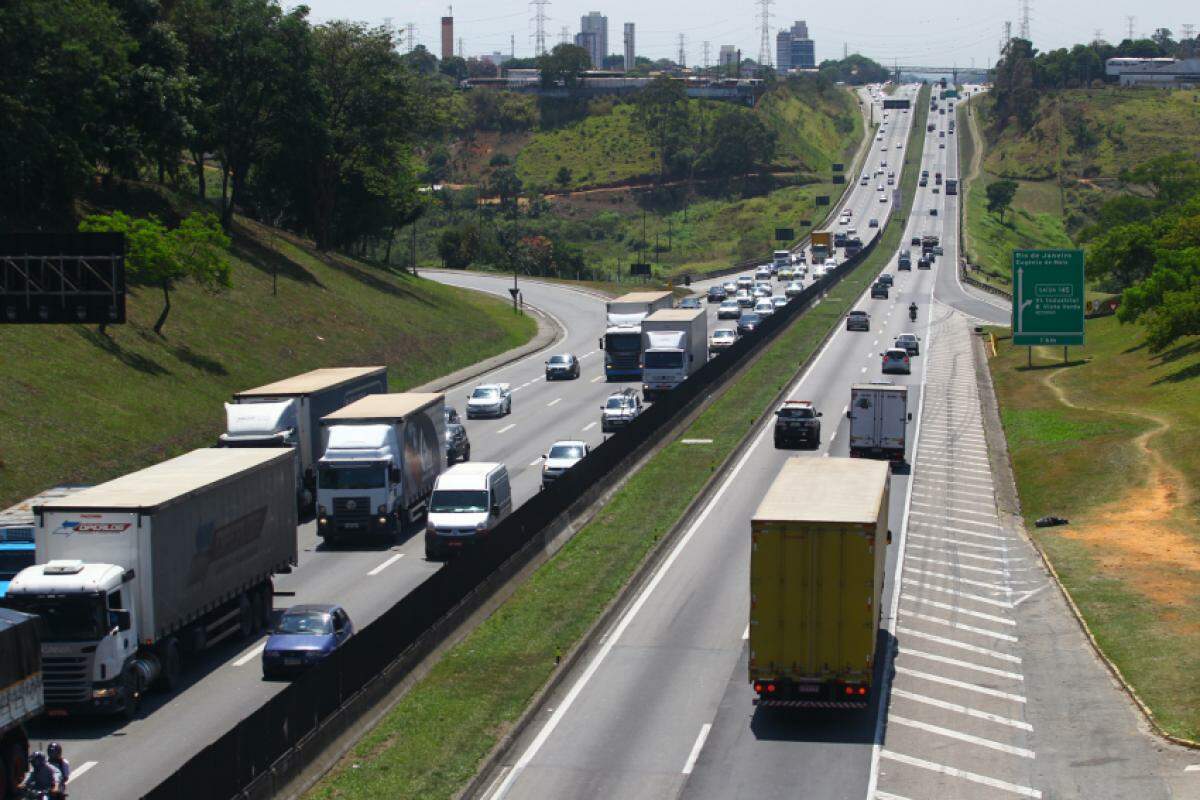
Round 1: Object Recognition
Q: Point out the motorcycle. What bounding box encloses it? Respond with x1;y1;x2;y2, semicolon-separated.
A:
909;305;918;322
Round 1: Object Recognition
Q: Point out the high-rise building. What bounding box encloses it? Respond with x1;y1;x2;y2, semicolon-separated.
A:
776;20;815;71
719;44;739;76
624;23;635;71
441;14;454;61
579;11;608;69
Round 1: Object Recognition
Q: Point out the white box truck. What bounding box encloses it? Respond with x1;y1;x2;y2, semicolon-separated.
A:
316;393;445;542
639;308;708;400
600;291;674;380
219;367;388;512
847;382;911;462
3;448;297;718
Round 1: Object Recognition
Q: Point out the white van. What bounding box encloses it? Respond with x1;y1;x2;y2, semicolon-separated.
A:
424;462;513;559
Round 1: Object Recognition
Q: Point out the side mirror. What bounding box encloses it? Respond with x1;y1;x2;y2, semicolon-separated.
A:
908;412;914;421
817;412;824;417
887;529;894;545
846;410;853;419
113;609;132;632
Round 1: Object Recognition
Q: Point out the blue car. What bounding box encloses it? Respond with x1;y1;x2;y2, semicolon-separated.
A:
262;603;354;679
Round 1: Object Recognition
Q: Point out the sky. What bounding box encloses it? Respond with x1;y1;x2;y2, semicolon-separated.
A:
298;1;1196;68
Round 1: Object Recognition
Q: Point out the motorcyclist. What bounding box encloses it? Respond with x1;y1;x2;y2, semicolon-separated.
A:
909;302;918;320
20;751;63;798
47;742;70;797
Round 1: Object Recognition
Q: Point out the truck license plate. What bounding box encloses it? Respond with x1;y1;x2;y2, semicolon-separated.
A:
342;522;361;529
284;657;301;666
448;540;463;547
796;684;820;694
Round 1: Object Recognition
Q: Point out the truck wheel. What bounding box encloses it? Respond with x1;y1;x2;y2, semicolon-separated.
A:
157;637;183;691
463;446;470;462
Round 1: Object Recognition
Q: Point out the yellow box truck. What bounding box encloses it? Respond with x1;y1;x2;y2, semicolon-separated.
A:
749;457;891;709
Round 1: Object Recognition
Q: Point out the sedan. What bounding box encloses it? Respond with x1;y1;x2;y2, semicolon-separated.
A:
846;310;870;331
877;273;894;287
706;285;728;303
895;333;921;356
708;327;738;354
735;291;756;309
784;280;804;299
737;313;763;336
445;421;470;464
466;383;511;418
544;353;580;380
771;295;789;310
869;218;879;228
754;299;776;317
717;300;742;320
679;296;702;310
932;245;945;256
262;604;353;679
722;280;739;296
879;194;888;203
880;348;912;375
541;440;589;489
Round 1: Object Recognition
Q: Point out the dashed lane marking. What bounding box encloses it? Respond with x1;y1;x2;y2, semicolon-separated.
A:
681;724;712;774
582;422;597;431
70;761;98;782
232;642;266;667
547;398;562;407
497;423;516;434
367;553;405;576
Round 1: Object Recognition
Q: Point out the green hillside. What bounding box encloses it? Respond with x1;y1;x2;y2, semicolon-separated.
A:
515;103;656;189
0;187;534;507
756;78;863;172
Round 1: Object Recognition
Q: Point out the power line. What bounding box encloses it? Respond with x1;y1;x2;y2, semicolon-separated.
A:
757;0;774;67
530;0;550;56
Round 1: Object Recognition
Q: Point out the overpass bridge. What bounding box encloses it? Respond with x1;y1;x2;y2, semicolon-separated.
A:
892;65;990;84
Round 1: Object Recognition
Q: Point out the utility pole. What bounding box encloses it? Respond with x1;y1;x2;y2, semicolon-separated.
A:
531;0;550;56
843;41;848;59
757;0;774;67
511;34;516;60
458;37;464;58
702;41;711;73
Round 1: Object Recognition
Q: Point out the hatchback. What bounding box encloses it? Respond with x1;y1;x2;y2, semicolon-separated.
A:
545;353;580;380
262;604;354;679
895;333;921;356
754;299;775;317
881;348;912;375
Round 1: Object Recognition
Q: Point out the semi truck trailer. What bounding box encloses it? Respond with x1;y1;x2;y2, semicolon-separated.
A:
219;367;388;512
600;291;675;380
639;308;708;400
3;448;298;718
749;457;891;708
0;609;41;800
316;393;445;542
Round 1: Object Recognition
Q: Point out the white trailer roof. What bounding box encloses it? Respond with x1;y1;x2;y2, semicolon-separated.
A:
851;383;908;393
235;367;386;397
611;291;673;304
321;393;443;423
753;458;889;525
645;308;705;323
35;448;293;512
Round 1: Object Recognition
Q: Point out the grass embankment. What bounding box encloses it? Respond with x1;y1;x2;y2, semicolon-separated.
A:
989;321;1200;740
0;187;534;508
304;85;929;800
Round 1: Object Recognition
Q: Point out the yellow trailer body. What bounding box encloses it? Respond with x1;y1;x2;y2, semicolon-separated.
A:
749;457;890;708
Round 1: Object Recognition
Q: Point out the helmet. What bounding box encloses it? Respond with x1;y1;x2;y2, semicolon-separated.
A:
47;742;62;759
30;751;47;767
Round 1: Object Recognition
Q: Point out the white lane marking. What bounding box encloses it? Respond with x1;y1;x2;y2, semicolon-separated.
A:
906;554;1007;576
912;491;995;508
904;611;1019;642
895;665;1027;703
682;438;714;445
582;422;597;432
69;761;98;782
904;567;1011;593
875;792;915;800
367;553;405;576
529;458;544;467
743;624;750;640
901;593;1017;625
908;522;1008;541
547;398;562;407
899;647;1024;680
916;460;993;476
233;641;266;667
497;423;516;434
907;534;1011;554
915;473;995;489
890;714;1035;758
591;376;603;383
1012;584;1050;607
897;626;1021;663
907;543;1015;564
681;723;713;774
892;688;1032;731
1185;764;1200;772
879;750;1041;798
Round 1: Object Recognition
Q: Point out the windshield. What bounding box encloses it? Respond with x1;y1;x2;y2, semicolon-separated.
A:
742;314;761;324
275;611;333;636
606;397;629;410
714;331;734;340
779;407;815;419
605;333;641;352
472;387;499;399
548;356;570;365
548;445;585;460
0;550;35;580
430;489;489;513
5;595;106;642
644;351;683;369
319;465;385;490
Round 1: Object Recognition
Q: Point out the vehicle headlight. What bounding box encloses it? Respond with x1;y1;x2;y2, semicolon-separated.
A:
476;521;489;531
92;687;119;699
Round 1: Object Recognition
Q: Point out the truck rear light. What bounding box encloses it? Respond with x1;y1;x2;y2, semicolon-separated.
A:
858;686;867;695
754;682;763;693
844;686;854;696
766;682;776;693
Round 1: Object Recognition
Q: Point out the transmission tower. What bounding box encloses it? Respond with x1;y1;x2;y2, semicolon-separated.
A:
1002;20;1012;54
1018;0;1031;40
703;41;712;71
1182;23;1195;40
1126;15;1136;40
531;0;550;56
1092;28;1105;45
678;34;687;68
560;25;570;46
757;0;774;67
405;22;417;52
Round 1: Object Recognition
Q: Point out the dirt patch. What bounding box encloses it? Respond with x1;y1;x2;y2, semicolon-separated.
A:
1043;366;1199;618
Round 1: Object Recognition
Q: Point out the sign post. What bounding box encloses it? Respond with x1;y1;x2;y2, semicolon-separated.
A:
1011;249;1085;360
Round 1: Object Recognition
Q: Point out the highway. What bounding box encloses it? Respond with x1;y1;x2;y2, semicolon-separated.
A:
33;86;898;800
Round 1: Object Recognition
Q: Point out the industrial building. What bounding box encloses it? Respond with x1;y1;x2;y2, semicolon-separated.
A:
776;20;816;72
1105;57;1200;87
576;12;608;69
624;23;635;71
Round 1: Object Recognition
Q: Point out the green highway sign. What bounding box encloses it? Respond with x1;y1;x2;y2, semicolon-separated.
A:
1012;249;1085;346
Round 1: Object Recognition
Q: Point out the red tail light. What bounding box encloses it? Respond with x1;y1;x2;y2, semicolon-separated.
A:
767;683;776;693
754;682;763;693
844;686;854;696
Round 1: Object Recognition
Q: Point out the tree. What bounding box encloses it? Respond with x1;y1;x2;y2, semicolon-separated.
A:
633;77;691;179
79;211;231;335
1121;155;1200;204
1118;248;1200;350
556;166;573;188
991;38;1038;130
1087;222;1157;289
985;180;1019;223
697;108;776;177
537;44;591;89
489;166;523;214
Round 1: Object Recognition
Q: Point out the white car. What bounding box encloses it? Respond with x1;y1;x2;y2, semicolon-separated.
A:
466;383;512;418
541;440;589;489
879;194;888;202
784;280;804;298
753;284;772;299
771;295;789;310
754;299;775;317
708;327;738;354
877;184;884;192
755;266;773;281
717;299;741;319
722;280;738;296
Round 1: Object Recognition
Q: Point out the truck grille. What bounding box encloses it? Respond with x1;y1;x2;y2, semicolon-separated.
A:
42;655;90;703
333;496;371;522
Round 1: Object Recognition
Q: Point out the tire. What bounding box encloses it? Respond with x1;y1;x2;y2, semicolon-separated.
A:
156;636;183;691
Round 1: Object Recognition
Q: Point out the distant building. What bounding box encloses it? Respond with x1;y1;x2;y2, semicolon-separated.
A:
441;15;454;61
776;20;815;71
578;11;608;69
1105;57;1200;87
482;51;511;68
719;44;739;74
624;23;635;72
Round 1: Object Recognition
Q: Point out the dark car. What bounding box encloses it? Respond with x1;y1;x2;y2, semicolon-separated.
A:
262;604;353;679
878;273;894;287
898;250;912;270
737;312;763;336
929;208;939;216
846;310;870;331
895;333;921;356
918;257;932;270
870;282;889;299
545;353;580;380
911;236;922;246
445;421;470;464
773;400;822;449
880;348;912;375
707;285;728;303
